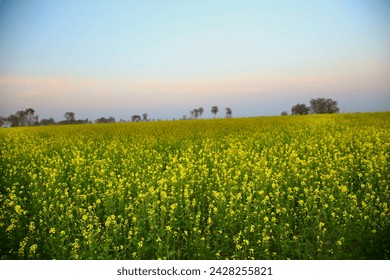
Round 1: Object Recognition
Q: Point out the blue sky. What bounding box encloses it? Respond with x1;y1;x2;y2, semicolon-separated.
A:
0;0;389;121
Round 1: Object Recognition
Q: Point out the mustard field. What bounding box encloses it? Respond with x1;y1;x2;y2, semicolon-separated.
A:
0;113;389;259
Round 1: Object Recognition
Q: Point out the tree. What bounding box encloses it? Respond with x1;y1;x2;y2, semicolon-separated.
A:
198;107;204;118
7;114;20;127
25;108;38;126
281;111;288;116
142;113;148;122
309;98;339;114
64;112;75;124
16;110;28;126
131;115;141;122
190;108;200;119
225;107;232;118
95;117;115;123
40;118;56;126
5;108;38;127
291;103;310;115
211;106;219;118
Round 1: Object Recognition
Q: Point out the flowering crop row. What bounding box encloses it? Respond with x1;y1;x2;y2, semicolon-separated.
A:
0;113;389;259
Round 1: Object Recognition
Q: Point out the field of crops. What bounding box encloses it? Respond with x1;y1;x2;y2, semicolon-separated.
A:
0;113;389;260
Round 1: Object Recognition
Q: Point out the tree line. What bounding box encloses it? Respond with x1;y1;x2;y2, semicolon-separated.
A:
282;98;340;116
0;106;233;127
0;98;339;127
0;109;130;127
185;106;232;120
0;109;91;127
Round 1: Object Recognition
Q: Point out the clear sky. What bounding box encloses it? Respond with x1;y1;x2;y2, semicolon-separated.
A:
0;0;389;121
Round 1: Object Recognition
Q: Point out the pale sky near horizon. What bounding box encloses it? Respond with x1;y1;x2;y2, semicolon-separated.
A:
0;0;389;121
